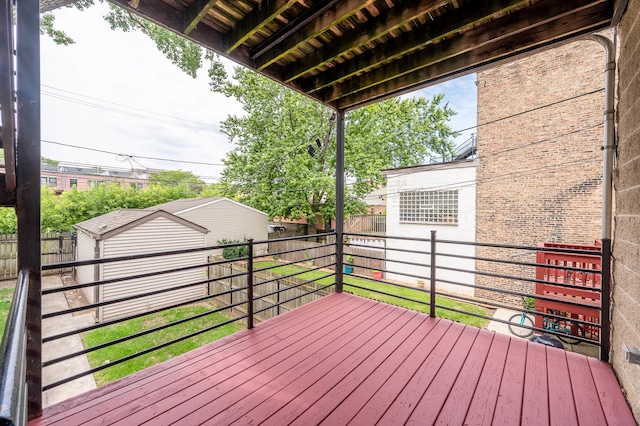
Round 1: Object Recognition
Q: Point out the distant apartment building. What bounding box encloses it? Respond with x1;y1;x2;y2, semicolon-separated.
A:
41;163;150;192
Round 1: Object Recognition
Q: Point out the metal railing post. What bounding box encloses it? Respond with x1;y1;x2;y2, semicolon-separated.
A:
276;279;281;316
600;238;611;362
430;230;437;317
247;239;254;329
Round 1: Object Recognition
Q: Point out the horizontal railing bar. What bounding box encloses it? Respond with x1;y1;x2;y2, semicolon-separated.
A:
434;264;602;294
344;282;431;306
42;312;249;391
261;231;336;245
42;240;251;271
351;252;431;270
435;277;601;310
253;263;336;288
254;283;335;316
43;299;248;367
257;242;336;259
347;243;430;257
43;285;247;343
255;272;335;300
43;275;229;319
436;251;602;274
436;238;602;256
43;257;239;295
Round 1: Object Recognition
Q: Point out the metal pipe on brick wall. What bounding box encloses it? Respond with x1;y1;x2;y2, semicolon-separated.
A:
582;34;615;240
582;33;615;362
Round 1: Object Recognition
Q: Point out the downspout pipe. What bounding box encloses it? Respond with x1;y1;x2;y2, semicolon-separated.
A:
582;33;615;363
583;34;615;240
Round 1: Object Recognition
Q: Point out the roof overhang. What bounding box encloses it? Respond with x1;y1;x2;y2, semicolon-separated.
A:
108;0;618;111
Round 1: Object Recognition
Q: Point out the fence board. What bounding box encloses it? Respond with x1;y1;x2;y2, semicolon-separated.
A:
0;232;75;279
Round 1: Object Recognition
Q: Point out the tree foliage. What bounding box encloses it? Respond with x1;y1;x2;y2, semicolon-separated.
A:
0;182;219;234
216;68;458;224
148;170;205;194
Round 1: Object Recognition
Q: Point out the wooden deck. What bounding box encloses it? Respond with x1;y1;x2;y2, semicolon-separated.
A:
30;293;635;425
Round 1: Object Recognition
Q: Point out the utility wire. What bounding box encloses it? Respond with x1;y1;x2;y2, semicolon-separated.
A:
42;139;225;167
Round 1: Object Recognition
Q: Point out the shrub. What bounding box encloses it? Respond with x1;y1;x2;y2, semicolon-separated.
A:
219;238;249;260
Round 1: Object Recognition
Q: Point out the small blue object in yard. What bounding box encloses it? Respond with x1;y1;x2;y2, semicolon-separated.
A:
529;334;565;349
344;265;353;274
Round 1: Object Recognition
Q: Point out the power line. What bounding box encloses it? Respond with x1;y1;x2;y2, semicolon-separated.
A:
42;139;226;167
454;87;605;134
41;86;221;132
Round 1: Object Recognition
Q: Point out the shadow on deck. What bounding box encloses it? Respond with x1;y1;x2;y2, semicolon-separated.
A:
30;293;635;425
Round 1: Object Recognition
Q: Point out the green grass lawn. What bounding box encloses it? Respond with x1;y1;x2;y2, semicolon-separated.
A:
255;261;489;328
0;288;13;337
83;306;242;386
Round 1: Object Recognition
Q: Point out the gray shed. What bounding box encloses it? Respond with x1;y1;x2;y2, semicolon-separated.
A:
147;197;268;255
75;209;208;322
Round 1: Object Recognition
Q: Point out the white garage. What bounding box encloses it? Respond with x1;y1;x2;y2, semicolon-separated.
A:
75;209;208;322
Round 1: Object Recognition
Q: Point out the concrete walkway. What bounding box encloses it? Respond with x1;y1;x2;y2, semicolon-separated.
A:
41;275;97;407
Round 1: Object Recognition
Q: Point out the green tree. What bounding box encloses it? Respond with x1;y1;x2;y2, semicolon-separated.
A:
148;170;205;194
217;68;458;229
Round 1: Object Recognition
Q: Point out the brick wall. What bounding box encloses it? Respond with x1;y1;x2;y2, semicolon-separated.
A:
613;1;640;419
475;35;609;304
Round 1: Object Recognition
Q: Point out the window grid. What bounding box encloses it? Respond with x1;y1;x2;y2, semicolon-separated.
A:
399;190;458;224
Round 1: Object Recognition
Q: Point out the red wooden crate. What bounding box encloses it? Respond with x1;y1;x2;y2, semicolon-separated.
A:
534;242;601;341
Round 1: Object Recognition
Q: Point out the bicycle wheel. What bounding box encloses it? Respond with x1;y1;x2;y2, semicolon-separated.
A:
508;313;534;338
557;321;585;345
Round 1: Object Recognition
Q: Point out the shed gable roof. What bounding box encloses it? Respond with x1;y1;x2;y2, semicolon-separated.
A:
74;209;208;240
147;197;268;217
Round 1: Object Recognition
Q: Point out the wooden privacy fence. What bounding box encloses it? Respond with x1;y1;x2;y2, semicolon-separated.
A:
208;259;332;322
0;232;75;279
267;237;337;268
344;214;386;235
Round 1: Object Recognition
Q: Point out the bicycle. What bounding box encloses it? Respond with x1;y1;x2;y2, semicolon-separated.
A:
508;298;585;344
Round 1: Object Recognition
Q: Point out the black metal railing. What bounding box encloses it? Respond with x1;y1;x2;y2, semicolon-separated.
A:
0;270;30;426
39;233;337;391
343;231;608;360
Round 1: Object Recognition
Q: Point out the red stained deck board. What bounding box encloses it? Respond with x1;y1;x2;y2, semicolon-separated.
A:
406;325;480;424
521;341;549;425
346;318;454;425
546;347;578;425
376;321;467;425
434;329;494;425
164;300;404;424
110;296;381;425
319;316;441;425
464;332;511;426
567;351;608;425
492;336;528;425
29;293;636;426
588;357;638;425
284;311;428;425
233;306;419;426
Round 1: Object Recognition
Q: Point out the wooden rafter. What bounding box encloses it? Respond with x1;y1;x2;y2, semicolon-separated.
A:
282;0;452;82
224;0;298;53
183;0;220;35
298;0;536;92
331;3;612;109
254;0;377;70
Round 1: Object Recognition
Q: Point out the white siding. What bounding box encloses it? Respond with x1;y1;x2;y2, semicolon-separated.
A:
76;230;97;304
178;199;268;256
386;163;477;296
99;216;206;322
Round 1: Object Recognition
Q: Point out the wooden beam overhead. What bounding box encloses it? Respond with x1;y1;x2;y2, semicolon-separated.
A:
294;0;533;89
250;0;344;60
318;0;609;102
224;0;298;54
333;8;611;110
282;0;452;82
183;0;220;35
254;0;377;70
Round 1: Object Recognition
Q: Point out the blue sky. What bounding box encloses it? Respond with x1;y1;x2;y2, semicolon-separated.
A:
41;3;477;181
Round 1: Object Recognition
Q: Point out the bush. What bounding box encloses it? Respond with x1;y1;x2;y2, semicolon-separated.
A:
219;238;249;259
